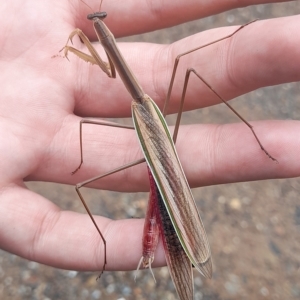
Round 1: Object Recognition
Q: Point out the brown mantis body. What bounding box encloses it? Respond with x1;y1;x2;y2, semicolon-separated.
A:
61;1;276;298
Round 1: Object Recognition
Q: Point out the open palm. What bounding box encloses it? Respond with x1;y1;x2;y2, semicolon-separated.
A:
0;0;299;272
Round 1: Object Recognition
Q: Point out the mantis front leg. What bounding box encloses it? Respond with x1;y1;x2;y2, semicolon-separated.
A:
60;28;116;78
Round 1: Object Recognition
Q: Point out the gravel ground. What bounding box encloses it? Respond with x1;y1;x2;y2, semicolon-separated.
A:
1;1;300;300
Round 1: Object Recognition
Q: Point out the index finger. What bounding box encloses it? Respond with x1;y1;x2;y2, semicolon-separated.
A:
69;0;294;38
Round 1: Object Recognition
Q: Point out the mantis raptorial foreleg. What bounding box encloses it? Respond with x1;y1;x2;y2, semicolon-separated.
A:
60;28;116;78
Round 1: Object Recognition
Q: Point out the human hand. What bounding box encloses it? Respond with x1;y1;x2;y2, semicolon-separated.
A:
0;0;299;273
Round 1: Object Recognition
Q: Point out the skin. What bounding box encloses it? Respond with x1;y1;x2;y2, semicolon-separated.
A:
0;0;300;272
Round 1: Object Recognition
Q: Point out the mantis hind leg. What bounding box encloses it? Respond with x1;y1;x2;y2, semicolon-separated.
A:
162;20;276;161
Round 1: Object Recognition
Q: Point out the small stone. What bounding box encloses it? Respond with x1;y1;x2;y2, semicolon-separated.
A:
67;271;78;278
27;261;39;270
106;283;115;294
229;198;241;210
91;289;101;299
260;287;269;296
218;196;226;204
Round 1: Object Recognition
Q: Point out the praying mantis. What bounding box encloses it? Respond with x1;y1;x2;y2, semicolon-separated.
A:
60;1;276;299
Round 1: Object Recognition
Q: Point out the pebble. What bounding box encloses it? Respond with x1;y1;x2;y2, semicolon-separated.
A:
91;289;101;299
229;198;242;210
260;287;269;296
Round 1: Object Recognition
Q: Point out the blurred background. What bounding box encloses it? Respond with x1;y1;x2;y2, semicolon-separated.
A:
1;1;300;300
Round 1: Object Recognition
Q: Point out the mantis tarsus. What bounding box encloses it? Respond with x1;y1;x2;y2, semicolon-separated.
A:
60;0;276;298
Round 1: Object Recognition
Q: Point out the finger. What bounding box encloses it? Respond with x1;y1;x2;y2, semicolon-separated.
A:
70;0;292;37
0;185;166;271
30;119;300;191
177;120;300;188
64;16;300;117
163;15;300;113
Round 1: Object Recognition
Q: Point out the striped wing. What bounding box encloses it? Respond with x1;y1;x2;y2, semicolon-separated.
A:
132;95;212;278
